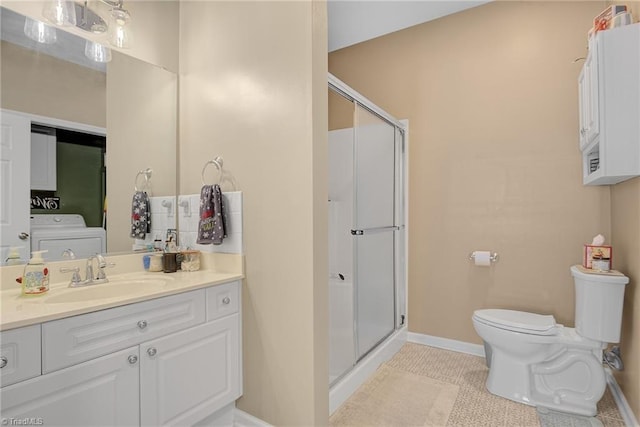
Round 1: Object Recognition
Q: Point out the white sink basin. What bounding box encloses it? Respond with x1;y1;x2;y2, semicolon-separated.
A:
45;277;173;304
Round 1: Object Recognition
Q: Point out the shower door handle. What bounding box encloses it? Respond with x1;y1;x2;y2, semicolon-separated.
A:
351;226;399;236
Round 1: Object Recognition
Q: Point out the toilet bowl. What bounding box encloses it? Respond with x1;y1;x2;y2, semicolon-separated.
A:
472;266;629;417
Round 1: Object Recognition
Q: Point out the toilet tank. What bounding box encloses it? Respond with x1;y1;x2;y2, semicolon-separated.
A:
571;265;629;343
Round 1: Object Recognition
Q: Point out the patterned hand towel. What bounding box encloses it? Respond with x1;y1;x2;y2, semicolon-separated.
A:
197;184;227;245
130;191;151;238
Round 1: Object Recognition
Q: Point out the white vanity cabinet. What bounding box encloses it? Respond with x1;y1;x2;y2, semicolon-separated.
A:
579;23;640;185
0;280;242;426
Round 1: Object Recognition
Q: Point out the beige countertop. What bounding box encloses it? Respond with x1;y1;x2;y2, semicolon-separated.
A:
0;252;244;331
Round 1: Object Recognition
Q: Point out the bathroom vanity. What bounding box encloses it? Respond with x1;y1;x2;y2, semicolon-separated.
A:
0;254;243;426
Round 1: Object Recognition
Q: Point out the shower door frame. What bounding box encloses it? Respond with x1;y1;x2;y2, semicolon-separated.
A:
328;73;408;384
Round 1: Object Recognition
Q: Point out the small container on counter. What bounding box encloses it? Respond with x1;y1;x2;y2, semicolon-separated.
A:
149;254;164;272
142;254;151;271
180;250;201;272
163;253;178;273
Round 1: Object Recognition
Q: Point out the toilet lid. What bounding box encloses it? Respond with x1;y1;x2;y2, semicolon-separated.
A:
473;309;558;336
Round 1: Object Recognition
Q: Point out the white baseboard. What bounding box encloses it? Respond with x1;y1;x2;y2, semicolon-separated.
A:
329;327;407;414
408;331;638;427
234;409;272;427
605;368;639;427
407;332;485;357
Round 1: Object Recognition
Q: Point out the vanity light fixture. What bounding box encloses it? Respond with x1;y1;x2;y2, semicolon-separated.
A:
42;0;132;62
23;17;57;44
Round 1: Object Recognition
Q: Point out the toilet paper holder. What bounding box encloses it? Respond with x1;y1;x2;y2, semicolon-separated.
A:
468;251;499;263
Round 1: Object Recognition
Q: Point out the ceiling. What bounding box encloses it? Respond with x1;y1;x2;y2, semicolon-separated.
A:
328;0;491;52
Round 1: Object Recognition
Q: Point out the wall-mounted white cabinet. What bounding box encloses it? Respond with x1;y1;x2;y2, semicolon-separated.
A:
578;23;640;185
0;281;242;426
30;132;57;191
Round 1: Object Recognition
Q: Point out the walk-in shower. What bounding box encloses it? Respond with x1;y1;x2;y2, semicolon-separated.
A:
328;74;407;407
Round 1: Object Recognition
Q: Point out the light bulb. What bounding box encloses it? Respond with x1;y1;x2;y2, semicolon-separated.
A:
109;8;131;49
24;17;57;44
84;40;112;63
42;0;76;27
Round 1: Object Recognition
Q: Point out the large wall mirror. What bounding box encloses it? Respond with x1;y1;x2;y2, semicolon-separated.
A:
0;5;177;263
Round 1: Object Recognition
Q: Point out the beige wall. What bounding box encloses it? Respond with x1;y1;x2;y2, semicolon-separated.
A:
1;1;179;73
330;0;609;340
611;177;640;419
179;1;328;425
330;1;640;420
106;52;177;252
0;41;105;127
609;0;640;414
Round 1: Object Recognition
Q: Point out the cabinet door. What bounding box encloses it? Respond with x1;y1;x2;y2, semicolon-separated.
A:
0;347;139;426
584;46;600;144
140;314;240;426
0;325;41;388
578;67;589;149
30;132;56;191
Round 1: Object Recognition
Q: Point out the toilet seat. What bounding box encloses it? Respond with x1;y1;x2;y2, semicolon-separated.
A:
473;309;558;336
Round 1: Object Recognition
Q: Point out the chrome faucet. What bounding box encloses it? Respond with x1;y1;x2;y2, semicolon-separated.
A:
86;254;112;283
60;254;114;287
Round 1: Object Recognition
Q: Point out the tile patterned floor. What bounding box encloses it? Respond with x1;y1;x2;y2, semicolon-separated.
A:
342;343;626;427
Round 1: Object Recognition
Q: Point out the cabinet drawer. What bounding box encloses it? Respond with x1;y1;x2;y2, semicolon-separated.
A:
42;290;206;373
206;281;240;321
0;325;41;387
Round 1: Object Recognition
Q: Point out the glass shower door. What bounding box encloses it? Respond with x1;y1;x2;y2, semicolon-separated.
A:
328;87;356;384
352;103;397;360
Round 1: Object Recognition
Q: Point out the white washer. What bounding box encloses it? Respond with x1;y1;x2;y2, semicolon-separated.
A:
30;214;106;261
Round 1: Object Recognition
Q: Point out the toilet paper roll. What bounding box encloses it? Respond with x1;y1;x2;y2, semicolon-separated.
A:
474;251;492;267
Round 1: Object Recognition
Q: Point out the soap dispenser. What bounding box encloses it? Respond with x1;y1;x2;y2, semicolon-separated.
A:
19;250;50;296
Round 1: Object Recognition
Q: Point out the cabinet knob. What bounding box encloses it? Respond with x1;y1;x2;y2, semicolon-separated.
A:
128;355;138;365
0;356;7;368
18;232;29;240
222;297;231;305
137;320;148;330
147;347;157;357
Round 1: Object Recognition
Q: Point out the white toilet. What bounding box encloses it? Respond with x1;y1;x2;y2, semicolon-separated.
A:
472;265;629;416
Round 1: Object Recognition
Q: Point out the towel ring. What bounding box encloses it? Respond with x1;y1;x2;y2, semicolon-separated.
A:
201;156;224;186
135;168;152;192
